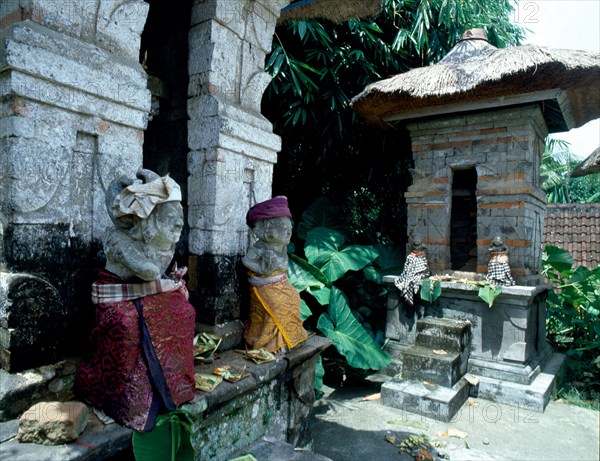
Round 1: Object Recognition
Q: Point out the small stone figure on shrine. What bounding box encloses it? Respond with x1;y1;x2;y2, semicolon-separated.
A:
394;236;430;306
486;235;515;286
242;196;308;353
76;170;195;432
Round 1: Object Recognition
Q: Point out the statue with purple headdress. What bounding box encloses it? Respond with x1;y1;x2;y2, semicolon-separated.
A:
242;197;308;353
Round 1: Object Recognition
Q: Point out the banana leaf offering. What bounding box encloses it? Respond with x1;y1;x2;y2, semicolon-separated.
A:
193;332;222;362
213;365;250;383
243;348;276;364
194;373;222;392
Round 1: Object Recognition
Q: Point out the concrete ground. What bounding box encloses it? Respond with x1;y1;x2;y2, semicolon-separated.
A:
310;379;599;461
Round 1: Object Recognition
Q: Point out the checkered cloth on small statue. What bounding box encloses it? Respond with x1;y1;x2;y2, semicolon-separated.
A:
394;253;430;305
486;253;515;286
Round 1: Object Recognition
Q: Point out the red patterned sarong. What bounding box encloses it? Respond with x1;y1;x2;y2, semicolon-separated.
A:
243;270;308;352
76;270;195;431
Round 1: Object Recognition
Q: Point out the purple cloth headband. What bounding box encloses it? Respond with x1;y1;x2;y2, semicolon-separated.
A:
246;196;292;228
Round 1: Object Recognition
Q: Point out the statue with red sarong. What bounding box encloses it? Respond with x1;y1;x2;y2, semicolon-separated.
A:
76;170;195;432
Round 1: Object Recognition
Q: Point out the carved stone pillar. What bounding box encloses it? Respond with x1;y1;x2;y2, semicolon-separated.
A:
187;0;287;325
0;0;151;371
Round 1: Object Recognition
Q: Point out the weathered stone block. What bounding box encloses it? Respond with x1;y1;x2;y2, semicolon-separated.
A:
0;359;79;422
4;23;150;123
402;346;465;387
95;0;149;61
381;378;471;423
0;272;68;372
415;317;471;352
188;254;245;325
17;401;88;445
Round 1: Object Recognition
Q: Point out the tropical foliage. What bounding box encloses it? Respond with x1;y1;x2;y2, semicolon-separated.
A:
543;245;600;355
264;0;525;219
543;245;600;406
288;198;404;370
542;139;600;204
132;410;194;461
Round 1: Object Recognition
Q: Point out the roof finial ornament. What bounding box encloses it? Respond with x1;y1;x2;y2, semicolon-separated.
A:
460;28;488;42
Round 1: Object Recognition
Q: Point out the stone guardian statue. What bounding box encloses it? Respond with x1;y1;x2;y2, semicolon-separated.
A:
76;170;195;432
242;197;308;353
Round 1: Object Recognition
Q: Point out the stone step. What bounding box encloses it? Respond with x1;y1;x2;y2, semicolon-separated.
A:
381;378;471;423
402;345;467;388
414;317;472;353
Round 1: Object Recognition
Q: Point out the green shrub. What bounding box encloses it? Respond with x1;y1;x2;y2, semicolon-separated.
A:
288;198;403;371
542;245;600;406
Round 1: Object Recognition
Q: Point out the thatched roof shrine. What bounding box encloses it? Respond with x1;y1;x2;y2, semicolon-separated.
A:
279;0;381;23
571;146;600;177
351;29;600;133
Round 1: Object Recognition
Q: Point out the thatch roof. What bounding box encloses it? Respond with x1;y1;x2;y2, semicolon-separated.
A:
571;147;600;177
351;34;600;132
279;0;381;23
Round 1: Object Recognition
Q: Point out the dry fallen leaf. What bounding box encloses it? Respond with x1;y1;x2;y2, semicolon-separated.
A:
465;399;480;407
447;428;468;439
388;419;429;430
385;435;400;445
432;349;448;355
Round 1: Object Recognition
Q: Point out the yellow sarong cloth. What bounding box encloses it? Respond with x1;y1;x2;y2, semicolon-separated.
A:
243;270;308;352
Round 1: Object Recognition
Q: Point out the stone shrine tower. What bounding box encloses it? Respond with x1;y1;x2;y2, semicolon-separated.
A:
351;29;599;419
352;28;599;284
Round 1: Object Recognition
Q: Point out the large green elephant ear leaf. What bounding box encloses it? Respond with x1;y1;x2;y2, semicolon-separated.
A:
322;245;379;283
299;299;313;321
297;197;349;240
132;411;194;461
305;227;346;267
305;228;378;283
288;253;328;292
317;287;392;370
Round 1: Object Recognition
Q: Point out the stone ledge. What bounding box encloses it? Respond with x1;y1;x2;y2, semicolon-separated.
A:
190;335;331;413
0;336;331;461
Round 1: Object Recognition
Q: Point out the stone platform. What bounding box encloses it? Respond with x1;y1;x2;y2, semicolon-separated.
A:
0;336;330;461
382;276;563;418
382;317;473;421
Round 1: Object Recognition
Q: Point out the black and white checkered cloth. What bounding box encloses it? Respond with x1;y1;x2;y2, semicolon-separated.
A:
394;254;430;305
486;262;515;286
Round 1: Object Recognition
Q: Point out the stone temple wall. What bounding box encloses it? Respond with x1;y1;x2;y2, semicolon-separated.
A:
0;0;289;371
186;0;287;325
405;105;548;284
0;0;151;371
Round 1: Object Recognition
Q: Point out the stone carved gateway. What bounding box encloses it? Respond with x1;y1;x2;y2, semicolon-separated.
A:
0;1;338;458
0;0;288;371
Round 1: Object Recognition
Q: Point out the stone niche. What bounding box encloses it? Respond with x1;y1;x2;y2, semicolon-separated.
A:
0;0;151;371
